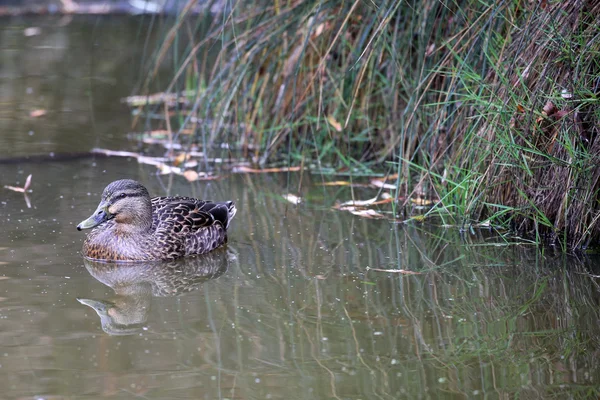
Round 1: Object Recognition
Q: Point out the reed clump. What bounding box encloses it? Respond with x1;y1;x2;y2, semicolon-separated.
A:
137;0;600;249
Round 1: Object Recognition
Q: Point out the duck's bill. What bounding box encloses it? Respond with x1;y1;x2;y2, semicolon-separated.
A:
77;298;112;314
77;203;112;231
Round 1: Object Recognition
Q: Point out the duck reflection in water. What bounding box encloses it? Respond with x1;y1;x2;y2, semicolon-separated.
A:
77;249;230;335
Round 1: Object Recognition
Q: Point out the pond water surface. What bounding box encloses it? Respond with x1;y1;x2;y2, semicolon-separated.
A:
1;16;600;400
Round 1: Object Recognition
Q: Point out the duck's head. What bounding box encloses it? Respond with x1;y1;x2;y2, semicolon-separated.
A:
77;179;153;232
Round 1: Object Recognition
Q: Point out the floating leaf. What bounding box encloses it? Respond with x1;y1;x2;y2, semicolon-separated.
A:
282;194;302;205
4;185;25;193
370;179;396;190
232;166;302;173
156;164;182;175
4;174;31;193
183;170;199;182
24;27;41;37
339;197;378;207
367;267;421;274
173;153;190;166
319;181;352;186
348;208;384;219
29;109;47;118
23;174;32;191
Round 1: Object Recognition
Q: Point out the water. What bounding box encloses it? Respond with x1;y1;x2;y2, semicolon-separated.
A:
1;16;600;400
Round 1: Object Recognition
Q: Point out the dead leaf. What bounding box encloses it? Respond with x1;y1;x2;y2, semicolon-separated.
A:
367;267;421;275
411;198;434;206
4;185;25;193
4;174;31;193
318;181;367;187
29;109;47;118
283;194;302;205
156;164;182;175
283;44;304;78
183;170;198;182
348;208;384;219
425;43;436;57
232;166;302;173
313;23;326;38
554;110;568;119
24;27;41;37
327;115;342;132
173;153;190;166
542;101;557;116
23;174;32;191
516;104;525;113
370;179;396;190
339;197;378;207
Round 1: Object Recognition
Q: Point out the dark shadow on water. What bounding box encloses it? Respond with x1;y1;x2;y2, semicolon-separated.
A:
77;249;230;335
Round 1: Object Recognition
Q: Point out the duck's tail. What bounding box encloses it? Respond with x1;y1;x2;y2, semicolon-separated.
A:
224;201;237;229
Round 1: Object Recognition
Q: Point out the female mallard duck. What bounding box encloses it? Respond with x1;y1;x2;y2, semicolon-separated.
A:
76;179;236;261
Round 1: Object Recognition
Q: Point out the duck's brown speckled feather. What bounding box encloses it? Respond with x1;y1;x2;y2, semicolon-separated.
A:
82;195;236;262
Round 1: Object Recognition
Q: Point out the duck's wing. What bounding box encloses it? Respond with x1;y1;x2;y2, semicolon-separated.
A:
151;197;236;232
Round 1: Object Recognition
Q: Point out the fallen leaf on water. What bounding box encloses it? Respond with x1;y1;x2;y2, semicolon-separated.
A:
339;197;378;207
183;170;198;182
232;166;302;173
173;153;190;166
370;197;394;206
327;115;342;132
24;27;41;37
348;208;384;219
370;179;396;190
4;174;32;193
4;185;25;193
23;174;32;191
319;181;356;186
29;109;47;118
156;164;182;175
367;267;421;275
283;194;302;205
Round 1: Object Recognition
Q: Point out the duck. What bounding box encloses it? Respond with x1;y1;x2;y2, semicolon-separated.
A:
76;179;236;261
